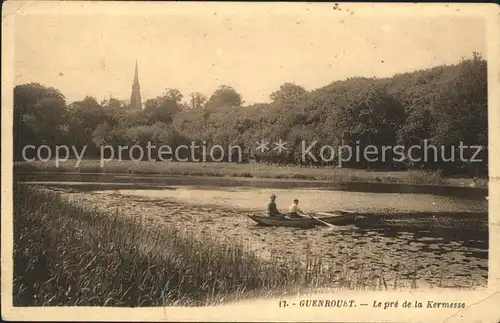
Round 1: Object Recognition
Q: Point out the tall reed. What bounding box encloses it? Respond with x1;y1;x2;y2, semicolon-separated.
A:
13;184;412;306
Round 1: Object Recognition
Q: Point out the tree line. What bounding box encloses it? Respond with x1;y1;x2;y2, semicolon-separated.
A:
14;53;487;176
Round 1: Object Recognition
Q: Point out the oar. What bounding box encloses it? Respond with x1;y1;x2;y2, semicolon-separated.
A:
316;210;355;217
304;213;336;228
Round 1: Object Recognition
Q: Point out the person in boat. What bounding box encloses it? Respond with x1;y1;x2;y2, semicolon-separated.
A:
267;194;283;218
288;199;308;218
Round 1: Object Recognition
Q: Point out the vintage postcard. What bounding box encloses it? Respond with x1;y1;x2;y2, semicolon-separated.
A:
2;1;500;322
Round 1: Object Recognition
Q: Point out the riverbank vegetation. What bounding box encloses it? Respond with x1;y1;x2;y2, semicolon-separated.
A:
14;160;488;188
15;184;417;306
14;54;487;177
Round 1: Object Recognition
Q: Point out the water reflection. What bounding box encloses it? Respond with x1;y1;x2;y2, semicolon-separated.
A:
19;179;489;288
15;172;488;199
341;212;489;261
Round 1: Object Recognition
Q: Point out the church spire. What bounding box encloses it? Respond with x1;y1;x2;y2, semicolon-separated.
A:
130;60;142;110
134;60;139;84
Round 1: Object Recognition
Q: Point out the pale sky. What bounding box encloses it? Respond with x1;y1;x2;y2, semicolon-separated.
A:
13;3;486;105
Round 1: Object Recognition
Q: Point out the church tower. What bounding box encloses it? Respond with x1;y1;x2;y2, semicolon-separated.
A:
129;60;142;110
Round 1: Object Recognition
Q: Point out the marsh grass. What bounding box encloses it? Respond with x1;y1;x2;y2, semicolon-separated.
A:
406;169;444;185
14;184;413;306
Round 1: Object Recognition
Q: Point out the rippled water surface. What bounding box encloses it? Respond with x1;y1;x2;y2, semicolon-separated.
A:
69;185;488;289
111;186;486;213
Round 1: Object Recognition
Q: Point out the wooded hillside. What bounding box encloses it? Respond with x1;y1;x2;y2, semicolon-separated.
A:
14;53;487;175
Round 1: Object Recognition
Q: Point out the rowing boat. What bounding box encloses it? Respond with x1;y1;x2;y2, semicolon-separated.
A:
247;210;356;228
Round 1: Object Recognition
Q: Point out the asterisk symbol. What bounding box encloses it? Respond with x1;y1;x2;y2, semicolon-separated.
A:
273;139;288;154
255;139;269;153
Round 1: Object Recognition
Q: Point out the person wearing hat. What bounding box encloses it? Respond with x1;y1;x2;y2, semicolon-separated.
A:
267;194;283;217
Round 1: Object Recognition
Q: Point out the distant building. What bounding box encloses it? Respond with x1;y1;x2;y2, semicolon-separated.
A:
129;60;142;110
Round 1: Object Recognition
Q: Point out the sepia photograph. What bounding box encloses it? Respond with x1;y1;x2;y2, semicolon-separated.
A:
2;1;499;322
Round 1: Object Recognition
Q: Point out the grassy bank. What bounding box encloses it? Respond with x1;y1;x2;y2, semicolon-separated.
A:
14;160;488;188
14;185;408;306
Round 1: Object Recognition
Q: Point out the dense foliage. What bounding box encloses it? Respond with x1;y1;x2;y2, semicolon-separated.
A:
14;54;487;175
